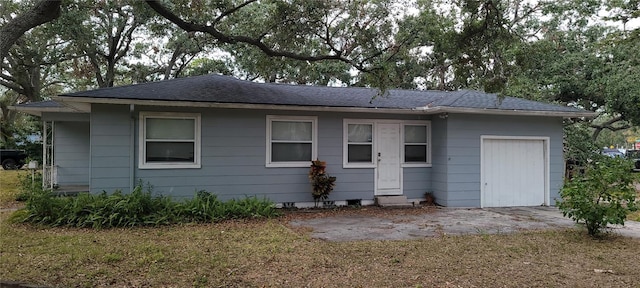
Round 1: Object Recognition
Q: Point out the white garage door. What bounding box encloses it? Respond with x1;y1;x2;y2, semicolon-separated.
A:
482;138;547;207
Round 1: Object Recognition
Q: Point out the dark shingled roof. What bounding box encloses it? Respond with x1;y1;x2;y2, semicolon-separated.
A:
58;74;586;114
15;100;65;108
10;100;80;116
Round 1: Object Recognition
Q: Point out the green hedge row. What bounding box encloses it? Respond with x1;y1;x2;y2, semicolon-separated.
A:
12;187;280;228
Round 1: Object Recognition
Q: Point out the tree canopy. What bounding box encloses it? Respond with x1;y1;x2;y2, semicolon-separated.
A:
1;0;639;143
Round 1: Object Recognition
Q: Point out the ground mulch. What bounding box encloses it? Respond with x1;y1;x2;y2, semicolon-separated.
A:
278;204;439;221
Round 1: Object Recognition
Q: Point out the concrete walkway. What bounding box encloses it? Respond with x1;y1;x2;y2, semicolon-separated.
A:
289;207;640;241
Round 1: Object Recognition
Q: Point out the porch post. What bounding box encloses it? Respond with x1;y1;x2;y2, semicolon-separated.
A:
41;121;55;190
50;121;54;190
42;121;47;189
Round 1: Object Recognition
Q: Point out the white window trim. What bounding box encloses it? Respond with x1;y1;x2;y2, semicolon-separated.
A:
342;119;432;168
139;111;201;169
266;115;318;168
401;121;432;168
343;119;376;168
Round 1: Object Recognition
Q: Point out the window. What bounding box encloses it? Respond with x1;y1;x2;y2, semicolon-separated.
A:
403;123;430;166
343;120;374;167
266;115;317;167
343;119;430;168
139;112;201;169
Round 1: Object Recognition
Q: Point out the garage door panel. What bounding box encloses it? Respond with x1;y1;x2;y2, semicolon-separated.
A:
483;138;546;207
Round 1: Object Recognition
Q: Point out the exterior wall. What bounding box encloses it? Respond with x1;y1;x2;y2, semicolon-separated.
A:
442;113;564;207
42;112;90;122
403;167;431;200
80;104;566;208
88;104;433;203
430;116;448;205
53;121;90;185
90;104;133;193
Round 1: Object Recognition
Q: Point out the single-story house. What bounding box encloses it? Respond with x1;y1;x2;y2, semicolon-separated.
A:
13;74;594;207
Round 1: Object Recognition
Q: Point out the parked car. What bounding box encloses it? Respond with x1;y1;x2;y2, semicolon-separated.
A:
627;149;640;171
0;149;27;170
601;148;625;158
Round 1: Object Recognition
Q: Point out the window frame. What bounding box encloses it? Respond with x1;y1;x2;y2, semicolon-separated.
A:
266;115;318;168
138;111;201;169
401;121;431;168
342;119;431;168
342;119;376;168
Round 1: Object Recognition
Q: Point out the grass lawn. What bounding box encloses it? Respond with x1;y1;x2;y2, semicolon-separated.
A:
0;169;28;209
2;211;640;288
2;169;639;287
631;189;640;221
631;202;640;221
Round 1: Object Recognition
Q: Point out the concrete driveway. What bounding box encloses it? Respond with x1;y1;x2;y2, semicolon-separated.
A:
289;207;640;241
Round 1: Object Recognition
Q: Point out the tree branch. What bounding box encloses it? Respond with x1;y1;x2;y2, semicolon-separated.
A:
214;0;258;23
0;0;61;61
590;115;631;141
0;78;26;95
0;72;16;83
164;42;184;79
145;0;368;71
173;53;198;78
84;51;106;88
114;20;138;63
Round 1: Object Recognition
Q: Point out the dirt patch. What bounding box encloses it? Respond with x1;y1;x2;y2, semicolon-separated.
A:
0;201;25;211
288;206;640;241
279;204;438;220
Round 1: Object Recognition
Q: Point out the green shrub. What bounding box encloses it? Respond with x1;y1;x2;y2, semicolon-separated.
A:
309;159;336;207
181;191;225;222
222;196;281;219
180;191;280;222
14;186;279;228
558;156;638;237
16;171;43;201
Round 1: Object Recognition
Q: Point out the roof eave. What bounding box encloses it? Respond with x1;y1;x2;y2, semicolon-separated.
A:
417;106;596;118
54;96;596;118
54;96;432;114
8;105;79;116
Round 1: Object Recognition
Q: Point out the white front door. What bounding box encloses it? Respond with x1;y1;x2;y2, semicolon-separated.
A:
375;123;402;195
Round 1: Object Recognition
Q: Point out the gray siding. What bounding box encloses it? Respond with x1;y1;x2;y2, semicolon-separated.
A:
54;122;90;185
442;114;564;207
90;104;132;193
42;112;90;122
430;117;448;205
86;104;564;207
403;168;431;199
89;104;432;203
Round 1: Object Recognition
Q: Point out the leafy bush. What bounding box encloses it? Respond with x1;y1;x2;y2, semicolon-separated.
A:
180;190;225;222
16;170;43;201
309;159;336;207
558;156;638;237
563;122;600;165
14;186;279;228
180;191;280;221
